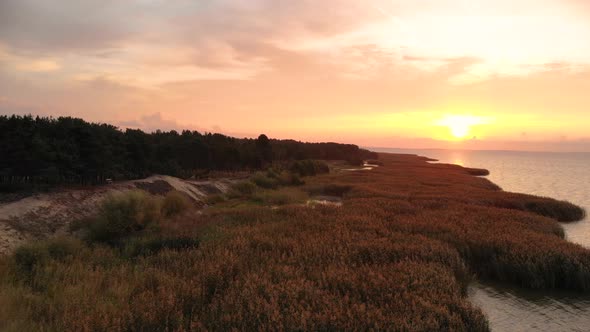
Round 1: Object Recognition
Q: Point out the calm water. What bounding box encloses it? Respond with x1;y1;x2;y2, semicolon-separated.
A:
372;148;590;331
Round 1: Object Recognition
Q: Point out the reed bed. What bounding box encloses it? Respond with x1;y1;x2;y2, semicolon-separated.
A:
0;153;587;331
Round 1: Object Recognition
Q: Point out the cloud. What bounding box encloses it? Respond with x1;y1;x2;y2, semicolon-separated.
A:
0;47;61;72
123;112;183;132
0;0;137;52
0;0;589;151
3;0;589;87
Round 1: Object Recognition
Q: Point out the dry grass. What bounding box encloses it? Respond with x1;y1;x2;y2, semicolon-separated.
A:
0;153;588;331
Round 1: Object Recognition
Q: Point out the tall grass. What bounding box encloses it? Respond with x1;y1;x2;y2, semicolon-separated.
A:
0;153;588;330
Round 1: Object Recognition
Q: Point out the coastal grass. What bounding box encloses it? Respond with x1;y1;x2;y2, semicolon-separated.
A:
0;153;588;331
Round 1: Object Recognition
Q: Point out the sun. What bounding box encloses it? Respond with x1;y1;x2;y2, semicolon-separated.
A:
449;122;470;138
437;115;487;140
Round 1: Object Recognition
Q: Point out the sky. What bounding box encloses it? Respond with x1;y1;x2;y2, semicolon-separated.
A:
0;0;589;152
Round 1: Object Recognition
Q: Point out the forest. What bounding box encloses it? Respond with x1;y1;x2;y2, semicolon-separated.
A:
0;115;376;191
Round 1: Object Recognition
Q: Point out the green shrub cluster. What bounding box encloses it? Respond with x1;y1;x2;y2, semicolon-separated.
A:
161;190;191;217
11;237;84;284
86;191;161;243
228;181;257;198
249;169;305;190
83;190;192;244
250;172;279;189
290;160;330;176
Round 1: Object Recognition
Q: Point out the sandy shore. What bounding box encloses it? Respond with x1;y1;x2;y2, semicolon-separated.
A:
0;175;235;254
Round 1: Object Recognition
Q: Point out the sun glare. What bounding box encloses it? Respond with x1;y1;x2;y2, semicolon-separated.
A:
437;115;488;140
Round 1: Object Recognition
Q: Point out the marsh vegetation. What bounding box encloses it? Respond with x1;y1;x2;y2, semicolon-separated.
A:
0;153;587;331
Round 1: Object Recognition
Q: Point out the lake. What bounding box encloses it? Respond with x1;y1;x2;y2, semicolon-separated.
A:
371;148;590;332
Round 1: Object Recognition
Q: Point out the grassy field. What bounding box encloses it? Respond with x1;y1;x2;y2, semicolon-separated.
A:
0;153;587;331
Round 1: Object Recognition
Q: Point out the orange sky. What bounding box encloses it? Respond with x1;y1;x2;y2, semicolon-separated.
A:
0;0;589;151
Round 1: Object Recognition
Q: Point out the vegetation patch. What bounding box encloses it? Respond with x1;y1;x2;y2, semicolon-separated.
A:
123;236;199;257
250;172;280;189
523;197;586;222
0;115;376;191
1;153;589;331
290;159;330;176
161;190;192;217
465;168;490;176
84;191;161;244
253;188;308;206
306;183;353;197
227;181;257;198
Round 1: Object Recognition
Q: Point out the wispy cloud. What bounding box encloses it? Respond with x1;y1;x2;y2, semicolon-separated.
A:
0;0;589;151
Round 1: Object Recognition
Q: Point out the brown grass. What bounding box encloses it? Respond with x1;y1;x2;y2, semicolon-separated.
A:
0;153;587;331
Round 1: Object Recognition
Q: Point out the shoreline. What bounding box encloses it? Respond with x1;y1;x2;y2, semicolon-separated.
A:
0;152;588;330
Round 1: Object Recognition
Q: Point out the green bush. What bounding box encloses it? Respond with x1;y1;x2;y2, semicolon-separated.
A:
87;191;162;243
228;181;257;198
250;172;279;189
291;160;330;176
266;168;281;179
12;244;49;280
11;237;83;281
45;237;85;260
161;190;191;217
278;171;304;186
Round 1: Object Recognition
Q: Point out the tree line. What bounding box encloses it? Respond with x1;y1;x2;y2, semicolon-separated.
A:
0;115;377;191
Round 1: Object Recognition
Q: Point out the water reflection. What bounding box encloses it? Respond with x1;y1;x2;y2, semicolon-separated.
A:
469;281;590;332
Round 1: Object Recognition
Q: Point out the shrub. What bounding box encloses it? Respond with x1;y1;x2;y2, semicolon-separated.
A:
265;168;281;179
11;237;83;282
228;181;257;198
12;244;49;280
45;237;85;260
277;171;304;186
86;190;161;243
291;160;330;176
161;190;191;217
250;172;279;189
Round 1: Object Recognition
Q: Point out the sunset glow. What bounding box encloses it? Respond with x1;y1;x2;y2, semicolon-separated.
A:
0;0;589;151
437;115;490;140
